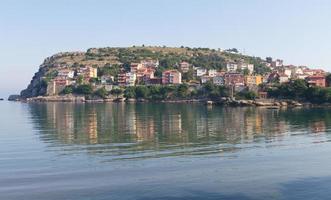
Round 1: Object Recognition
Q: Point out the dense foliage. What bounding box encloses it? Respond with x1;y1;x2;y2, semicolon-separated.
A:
268;79;331;103
120;83;229;100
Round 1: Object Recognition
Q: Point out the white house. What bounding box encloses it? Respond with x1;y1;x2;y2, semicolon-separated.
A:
200;75;212;84
226;63;238;72
58;69;75;79
284;69;292;78
196;68;207;77
279;74;289;83
240;63;254;74
126;72;136;86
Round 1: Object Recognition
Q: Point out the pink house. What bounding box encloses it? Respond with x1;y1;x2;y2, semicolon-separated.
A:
162;70;182;85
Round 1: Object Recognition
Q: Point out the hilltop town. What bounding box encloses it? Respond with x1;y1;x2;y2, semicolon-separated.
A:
20;46;331;104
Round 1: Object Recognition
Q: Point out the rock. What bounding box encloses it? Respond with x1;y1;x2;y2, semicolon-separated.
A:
125;98;137;103
293;103;303;107
113;98;125;102
254;102;274;106
273;102;281;106
104;98;114;102
238;100;254;106
137;98;147;103
26;95;85;102
280;101;288;106
206;101;213;105
8;95;22;101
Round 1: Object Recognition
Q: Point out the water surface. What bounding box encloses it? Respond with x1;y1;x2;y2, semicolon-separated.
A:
1;102;331;199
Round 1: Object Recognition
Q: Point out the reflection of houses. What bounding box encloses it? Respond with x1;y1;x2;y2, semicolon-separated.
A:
310;121;326;133
86;110;98;144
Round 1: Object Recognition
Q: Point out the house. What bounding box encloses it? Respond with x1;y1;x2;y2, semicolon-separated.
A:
141;59;159;68
213;75;225;86
268;72;280;83
76;66;98;81
180;61;190;73
296;74;308;80
130;63;144;73
162;70;182;85
279;74;289;83
200;75;212;84
224;73;245;87
245;75;263;86
57;69;74;79
196;68;207;77
87;67;98;78
145;78;162;85
208;69;217;77
226;62;238;72
306;75;326;87
142;69;157;84
117;73;127;86
117;72;136;86
291;67;304;78
258;91;268;99
239;63;254;74
101;75;114;84
47;77;70;96
272;59;283;67
126;72;136;86
283;69;292;78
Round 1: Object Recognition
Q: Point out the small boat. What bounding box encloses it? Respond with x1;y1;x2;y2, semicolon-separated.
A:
0;98;4;101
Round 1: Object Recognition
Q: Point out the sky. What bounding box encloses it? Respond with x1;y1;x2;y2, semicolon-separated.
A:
1;0;331;97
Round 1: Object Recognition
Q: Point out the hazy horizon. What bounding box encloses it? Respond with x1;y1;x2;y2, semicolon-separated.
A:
1;0;331;97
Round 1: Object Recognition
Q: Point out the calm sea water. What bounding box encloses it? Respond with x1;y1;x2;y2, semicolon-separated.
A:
1;102;331;200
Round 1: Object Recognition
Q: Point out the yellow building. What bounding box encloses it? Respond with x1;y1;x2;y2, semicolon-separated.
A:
88;67;98;78
245;75;262;86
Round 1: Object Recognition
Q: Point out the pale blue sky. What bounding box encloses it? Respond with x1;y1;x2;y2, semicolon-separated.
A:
1;0;331;97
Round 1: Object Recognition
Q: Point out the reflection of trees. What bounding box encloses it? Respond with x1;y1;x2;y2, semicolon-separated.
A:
28;103;331;157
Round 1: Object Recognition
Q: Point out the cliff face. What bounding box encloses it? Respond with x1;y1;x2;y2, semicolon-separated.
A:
20;52;86;98
20;67;48;98
20;46;267;98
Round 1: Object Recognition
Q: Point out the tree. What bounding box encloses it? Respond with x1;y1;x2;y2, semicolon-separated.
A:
182;69;194;81
124;87;136;98
62;86;73;94
135;86;149;99
326;74;331;87
74;84;93;95
110;88;123;98
177;84;189;98
77;75;84;85
94;87;108;98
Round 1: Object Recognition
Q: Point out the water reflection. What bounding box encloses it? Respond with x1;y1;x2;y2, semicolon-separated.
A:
27;103;331;159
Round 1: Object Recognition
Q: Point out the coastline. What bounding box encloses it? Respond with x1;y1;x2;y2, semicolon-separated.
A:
14;94;331;108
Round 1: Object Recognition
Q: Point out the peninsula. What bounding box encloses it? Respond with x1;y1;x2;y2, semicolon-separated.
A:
19;46;331;105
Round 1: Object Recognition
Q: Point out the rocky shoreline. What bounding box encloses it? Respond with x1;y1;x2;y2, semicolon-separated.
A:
14;95;327;108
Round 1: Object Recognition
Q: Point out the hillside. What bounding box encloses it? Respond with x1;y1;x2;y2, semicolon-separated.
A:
20;46;268;98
